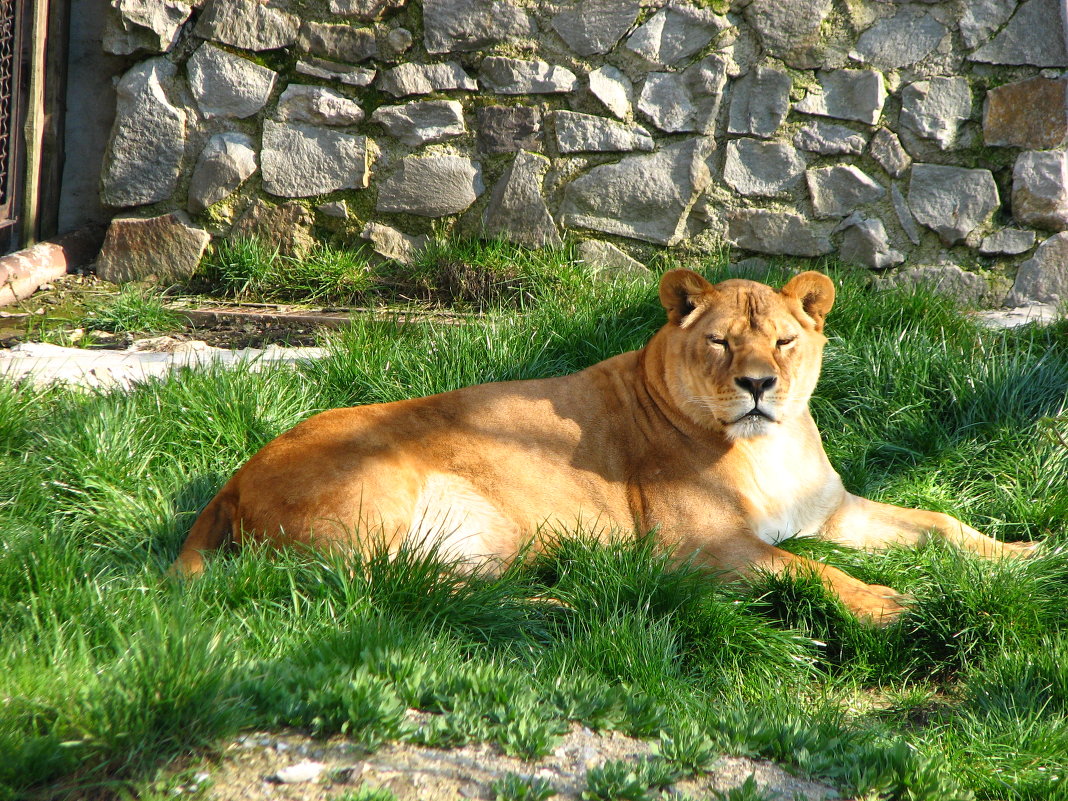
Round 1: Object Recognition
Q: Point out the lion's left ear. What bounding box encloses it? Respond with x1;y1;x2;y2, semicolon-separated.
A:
659;269;715;326
781;271;835;331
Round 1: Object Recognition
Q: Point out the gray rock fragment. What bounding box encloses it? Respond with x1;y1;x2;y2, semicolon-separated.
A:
483;151;561;248
869;128;911;178
625;3;729;67
187;43;276;119
298;21;377;63
970;0;1068;67
261;121;371;197
560;138;713;245
479;57;577;95
727;65;791;138
104;0;191;55
908;164;1000;245
589;66;632;120
361;222;429;264
269;761;327;785
551;0;638;57
194;0;298;51
377;155;484;217
1007;232;1068;304
980;228;1037;255
318;201;348;219
276;85;365;126
187;133;257;214
328;0;405;20
807;166;885;218
882;264;992;307
795;70;886;125
371;100;466;146
727;209;833;257
637;55;729;134
423;0;535;54
477;106;543;154
1012;150;1068;231
382;28;414;59
793;121;867;155
742;0;832;68
723;139;806;198
853;6;946;69
296;58;376;87
96;212;210;284
553;111;653;154
960;0;1017;49
231;200;315;258
900;77;972;150
377;62;477;96
101;59;186;208
837;215;903;269
891;184;921;245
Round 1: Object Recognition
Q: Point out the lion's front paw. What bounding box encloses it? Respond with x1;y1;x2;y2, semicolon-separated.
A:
848;584;911;627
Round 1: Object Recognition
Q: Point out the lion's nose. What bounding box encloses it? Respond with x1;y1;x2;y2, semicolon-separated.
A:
735;375;777;401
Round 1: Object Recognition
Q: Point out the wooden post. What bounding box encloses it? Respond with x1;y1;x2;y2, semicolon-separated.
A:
21;0;51;247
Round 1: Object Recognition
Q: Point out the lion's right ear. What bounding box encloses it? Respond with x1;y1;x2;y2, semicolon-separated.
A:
659;269;715;326
781;271;835;332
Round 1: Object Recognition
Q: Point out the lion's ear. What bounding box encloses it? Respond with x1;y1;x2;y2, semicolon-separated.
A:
659;269;715;325
781;271;835;331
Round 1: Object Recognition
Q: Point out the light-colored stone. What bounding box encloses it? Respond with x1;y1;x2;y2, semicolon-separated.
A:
296;59;376;87
187;133;257;215
908;164;1000;245
577;240;648;279
194;0;298;51
636;56;729;134
900;77;972;150
980;228;1037;255
625;3;729;67
377;155;484;217
869;128;911;178
970;0;1068;67
423;0;535;54
881;264;992;307
727;65;791;138
104;0;190;55
479;57;577;95
298;21;377;63
270;761;327;784
377;62;476;96
371;100;466;146
230;200;315;258
551;0;638;57
360;222;429;264
187;43;276;119
837;214;903;269
891;183;921;245
807;166;884;218
589;66;632;120
276;85;365;126
960;0;1017;49
96;212;210;284
553;112;653;154
795;70;886;125
975;305;1061;328
261;121;371;197
853;6;946;69
723;139;806;198
1012;150;1068;232
101;59;186;208
483;151;561;248
318;201;348;219
792;122;867;155
727;209;833;257
742;0;832;69
382;28;414;59
477;106;543;154
983;76;1068;149
328;0;405;21
1007;232;1068;304
560;138;713;246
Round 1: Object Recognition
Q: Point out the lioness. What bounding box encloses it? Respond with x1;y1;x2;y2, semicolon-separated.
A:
171;270;1034;623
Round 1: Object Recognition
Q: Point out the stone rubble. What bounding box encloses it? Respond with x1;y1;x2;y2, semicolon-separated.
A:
723;139;806;198
900;77;972;150
187;133;258;214
370;100;466;146
376;155;484;217
275;85;365;127
477;105;544;154
194;0;299;51
1007;231;1068;305
96;212;211;283
187;43;277;119
588;66;633;120
806;165;885;218
792;122;867;156
377;62;477;97
261;121;372;197
479;57;578;95
908;164;1000;245
1012;150;1068;232
795;70;886;125
727;65;792;138
553;111;653;154
104;0;191;55
625;3;729;68
550;0;638;57
482;151;562;248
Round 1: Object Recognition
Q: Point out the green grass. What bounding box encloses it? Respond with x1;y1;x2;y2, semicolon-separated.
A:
1;245;1066;800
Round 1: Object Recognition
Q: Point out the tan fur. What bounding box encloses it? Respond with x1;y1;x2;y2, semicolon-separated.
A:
170;271;1035;624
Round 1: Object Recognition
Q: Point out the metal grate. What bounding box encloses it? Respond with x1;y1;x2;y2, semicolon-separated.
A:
0;0;17;212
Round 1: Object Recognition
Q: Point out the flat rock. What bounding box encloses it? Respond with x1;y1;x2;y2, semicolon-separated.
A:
837;214;903;269
908;164;1000;245
727;65;791;138
423;0;535;54
187;133;257;214
261;121;371;197
96;212;210;284
881;264;993;307
360;222;429;264
795;69;886;125
377;155;484;217
551;0;638;57
483;151;561;248
742;0;832;68
980;228;1037;255
970;0;1068;67
318;200;348;219
577;240;648;279
560;138;713;246
372;100;466;146
636;55;729;134
296;58;376;87
723;139;806;198
101;58;186;208
727;209;833;257
793;121;867;155
104;0;190;55
194;0;298;51
187;43;276;119
853;6;946;69
230;199;315;258
553;111;652;154
1007;232;1068;304
377;62;476;96
625;3;729;67
900;77;971;150
479;57;577;95
328;0;406;20
276;85;365;126
960;0;1017;49
589;66;632;120
975;304;1061;328
891;183;921;245
869;127;911;178
477;106;543;154
1012;150;1068;231
807;165;884;217
269;761;327;784
983;76;1068;149
298;21;377;63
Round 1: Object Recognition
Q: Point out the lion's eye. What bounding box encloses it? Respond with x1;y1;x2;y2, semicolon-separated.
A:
707;336;728;348
776;337;797;348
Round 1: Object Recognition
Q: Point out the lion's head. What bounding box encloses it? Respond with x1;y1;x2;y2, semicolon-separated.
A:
654;269;835;440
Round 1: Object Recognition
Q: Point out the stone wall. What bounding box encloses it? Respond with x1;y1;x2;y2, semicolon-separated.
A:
95;0;1068;307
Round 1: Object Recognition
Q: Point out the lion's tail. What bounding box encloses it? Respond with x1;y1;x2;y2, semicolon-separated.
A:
168;492;235;578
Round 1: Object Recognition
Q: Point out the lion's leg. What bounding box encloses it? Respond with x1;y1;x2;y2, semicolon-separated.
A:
822;493;1037;558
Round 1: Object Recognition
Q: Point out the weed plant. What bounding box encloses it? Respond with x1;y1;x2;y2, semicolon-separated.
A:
0;246;1066;800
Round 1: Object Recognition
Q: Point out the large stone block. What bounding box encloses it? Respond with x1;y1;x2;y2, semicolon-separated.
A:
377;155;484;217
983;76;1068;149
96;212;210;283
553;112;653;154
837;215;903;269
194;0;298;51
479;57;577;95
328;0;406;21
806;166;884;218
298;22;377;62
187;43;276;119
793;121;867;156
1012;150;1068;231
261;121;371;197
723;139;806;198
742;0;832;68
589;66;632;120
551;0;638;57
360;222;429;264
727;210;833;257
625;3;729;67
476;106;543;154
727;65;791;138
423;0;535;54
483;151;561;248
230;199;315;258
900;77;972;150
276;85;365;126
960;0;1017;49
795;70;886;125
908;164;1000;245
637;55;729;134
104;0;191;55
980;228;1036;255
970;0;1068;67
377;62;476;96
1007;232;1068;305
187;133;257;214
854;6;946;69
371;100;466;145
560;139;713;245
